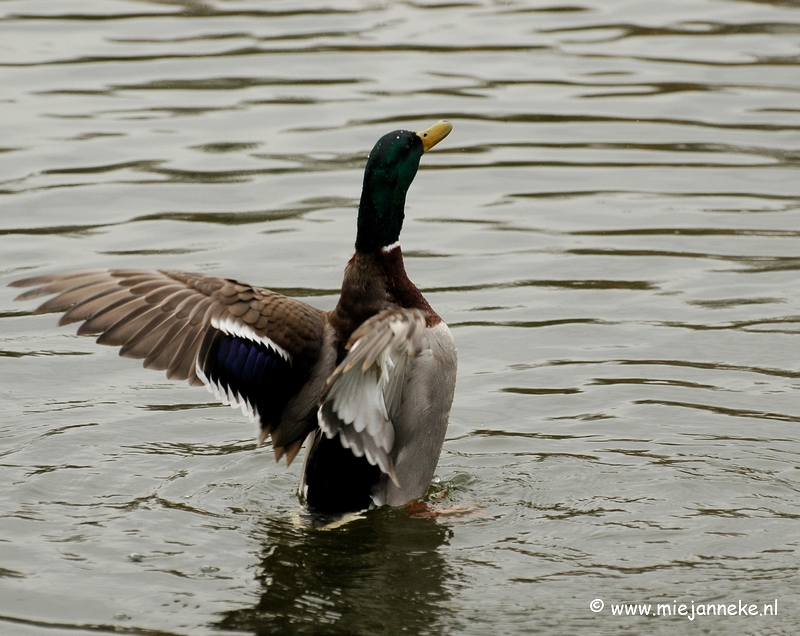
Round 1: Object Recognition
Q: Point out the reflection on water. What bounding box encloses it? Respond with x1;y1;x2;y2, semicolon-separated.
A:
1;0;800;634
219;510;454;635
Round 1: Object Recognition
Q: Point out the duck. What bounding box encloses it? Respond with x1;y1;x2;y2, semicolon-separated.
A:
11;121;458;515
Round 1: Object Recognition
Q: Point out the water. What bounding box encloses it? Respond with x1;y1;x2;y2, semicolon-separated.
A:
1;0;800;634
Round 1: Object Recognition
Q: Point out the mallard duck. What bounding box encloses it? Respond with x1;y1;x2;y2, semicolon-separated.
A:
11;121;457;515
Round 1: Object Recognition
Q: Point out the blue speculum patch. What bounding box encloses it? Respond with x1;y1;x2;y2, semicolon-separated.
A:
202;334;294;424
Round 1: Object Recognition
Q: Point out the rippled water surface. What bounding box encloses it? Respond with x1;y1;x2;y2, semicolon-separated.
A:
2;1;800;634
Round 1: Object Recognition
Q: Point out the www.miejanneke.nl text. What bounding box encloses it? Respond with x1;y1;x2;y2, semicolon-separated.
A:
590;598;778;621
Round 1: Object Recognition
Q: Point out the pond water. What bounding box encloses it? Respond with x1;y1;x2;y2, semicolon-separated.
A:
1;1;799;634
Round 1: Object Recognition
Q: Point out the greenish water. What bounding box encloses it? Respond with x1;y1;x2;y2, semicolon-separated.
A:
1;1;799;634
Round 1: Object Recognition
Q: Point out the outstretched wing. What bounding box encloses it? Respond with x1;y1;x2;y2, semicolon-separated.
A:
11;269;327;464
317;307;427;485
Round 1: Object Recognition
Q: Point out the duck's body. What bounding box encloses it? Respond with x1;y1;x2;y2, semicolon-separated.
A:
11;121;457;514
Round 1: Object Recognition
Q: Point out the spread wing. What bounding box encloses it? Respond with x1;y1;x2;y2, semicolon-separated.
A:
11;269;327;464
317;308;427;485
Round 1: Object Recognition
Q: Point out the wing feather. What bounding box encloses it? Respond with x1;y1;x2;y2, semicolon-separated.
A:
318;308;426;486
12;269;327;458
10;271;107;301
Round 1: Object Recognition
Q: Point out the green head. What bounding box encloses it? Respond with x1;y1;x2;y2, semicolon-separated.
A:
355;120;452;252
